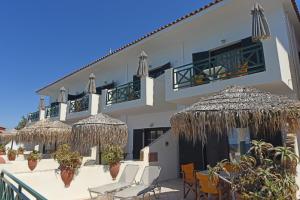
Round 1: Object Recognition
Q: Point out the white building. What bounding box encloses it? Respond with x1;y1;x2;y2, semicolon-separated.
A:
27;0;300;181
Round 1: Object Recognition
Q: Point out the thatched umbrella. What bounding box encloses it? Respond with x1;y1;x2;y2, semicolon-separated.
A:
39;96;45;110
0;132;16;145
58;87;67;103
16;120;71;145
71;113;128;154
251;3;271;41
87;73;96;94
171;85;300;143
137;51;149;78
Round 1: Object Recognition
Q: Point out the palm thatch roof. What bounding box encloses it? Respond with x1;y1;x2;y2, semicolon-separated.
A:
0;131;16;144
16;120;71;144
170;85;300;143
71;113;128;153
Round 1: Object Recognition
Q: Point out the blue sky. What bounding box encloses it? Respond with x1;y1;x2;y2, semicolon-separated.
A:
0;0;299;129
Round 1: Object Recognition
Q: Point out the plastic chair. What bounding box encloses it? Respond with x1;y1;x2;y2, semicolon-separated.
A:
181;163;197;199
196;172;221;200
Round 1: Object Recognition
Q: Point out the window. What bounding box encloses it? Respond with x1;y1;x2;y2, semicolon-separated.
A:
228;128;251;162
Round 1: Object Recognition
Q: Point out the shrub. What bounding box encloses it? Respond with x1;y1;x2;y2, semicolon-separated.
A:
102;145;123;165
18;147;25;155
208;140;299;200
53;144;82;172
27;150;41;161
7;149;17;157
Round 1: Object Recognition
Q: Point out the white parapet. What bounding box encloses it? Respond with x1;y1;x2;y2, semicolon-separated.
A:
39;109;45;121
101;76;154;114
59;103;67;121
89;93;100;115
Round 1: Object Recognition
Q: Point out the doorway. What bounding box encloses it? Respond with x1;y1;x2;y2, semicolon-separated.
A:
132;127;170;160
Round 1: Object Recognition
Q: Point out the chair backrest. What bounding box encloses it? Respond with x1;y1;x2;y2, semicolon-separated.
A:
196;172;219;195
181;163;195;182
119;164;140;184
223;163;237;173
140;166;161;186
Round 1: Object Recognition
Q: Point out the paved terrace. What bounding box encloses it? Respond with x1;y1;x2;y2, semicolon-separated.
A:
0;158;194;200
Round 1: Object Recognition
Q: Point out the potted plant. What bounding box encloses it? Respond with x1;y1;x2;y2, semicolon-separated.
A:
208;140;299;200
27;150;41;171
7;149;17;161
102;145;124;180
0;144;6;155
53;144;82;188
18;146;25;155
193;74;205;85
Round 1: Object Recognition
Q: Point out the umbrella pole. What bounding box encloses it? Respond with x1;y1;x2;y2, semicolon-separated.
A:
10;140;14;149
98;143;102;165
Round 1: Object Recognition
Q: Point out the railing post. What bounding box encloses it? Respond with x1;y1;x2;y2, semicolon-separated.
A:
59;103;67;121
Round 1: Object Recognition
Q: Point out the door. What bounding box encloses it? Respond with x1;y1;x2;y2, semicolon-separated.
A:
179;136;207;171
133;129;144;160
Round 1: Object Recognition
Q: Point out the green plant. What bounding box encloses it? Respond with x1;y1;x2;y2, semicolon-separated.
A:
7;149;17;157
209;140;299;200
18;147;25;155
0;144;6;153
102;145;123;165
53;144;82;172
15;116;28;130
27;150;41;161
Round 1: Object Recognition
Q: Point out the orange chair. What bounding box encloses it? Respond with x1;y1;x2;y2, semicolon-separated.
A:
196;172;221;200
223;163;237;173
181;163;198;199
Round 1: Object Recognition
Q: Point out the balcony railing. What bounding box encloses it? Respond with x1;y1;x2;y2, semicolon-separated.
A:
28;111;39;122
0;170;47;200
69;95;89;113
106;81;141;105
173;43;265;89
45;104;59;118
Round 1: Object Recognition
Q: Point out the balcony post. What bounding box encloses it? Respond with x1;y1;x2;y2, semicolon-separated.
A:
89;94;100;115
141;76;154;106
59;103;67;121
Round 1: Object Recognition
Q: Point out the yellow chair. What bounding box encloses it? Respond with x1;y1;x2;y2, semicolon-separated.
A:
181;163;197;199
196;172;221;200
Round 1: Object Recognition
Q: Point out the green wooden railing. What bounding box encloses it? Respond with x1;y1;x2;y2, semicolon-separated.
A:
0;170;47;200
27;111;39;122
45;104;59;118
106;81;141;105
173;42;265;89
69;95;89;113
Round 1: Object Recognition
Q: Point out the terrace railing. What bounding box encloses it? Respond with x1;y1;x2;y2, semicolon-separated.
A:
0;170;47;200
106;81;141;105
45;104;59;118
173;43;265;89
69;95;89;113
28;111;40;122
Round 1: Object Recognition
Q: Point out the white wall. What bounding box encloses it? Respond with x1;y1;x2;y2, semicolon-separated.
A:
39;0;298;99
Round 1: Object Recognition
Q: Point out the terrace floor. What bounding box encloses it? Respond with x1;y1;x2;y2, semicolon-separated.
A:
93;179;195;200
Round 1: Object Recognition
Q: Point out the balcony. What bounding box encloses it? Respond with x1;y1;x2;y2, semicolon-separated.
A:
102;77;154;114
164;39;288;104
106;81;141;105
173;43;265;90
28;111;40;122
69;95;89;113
66;94;100;120
45;104;59;118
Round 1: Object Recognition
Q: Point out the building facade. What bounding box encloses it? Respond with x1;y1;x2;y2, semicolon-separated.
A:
27;0;300;180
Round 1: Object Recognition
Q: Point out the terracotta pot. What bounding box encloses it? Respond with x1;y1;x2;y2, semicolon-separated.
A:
0;156;5;164
28;159;38;171
60;167;75;188
109;162;120;180
8;154;16;161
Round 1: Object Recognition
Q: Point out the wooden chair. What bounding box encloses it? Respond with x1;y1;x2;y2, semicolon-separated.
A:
181;163;198;199
196;172;221;200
